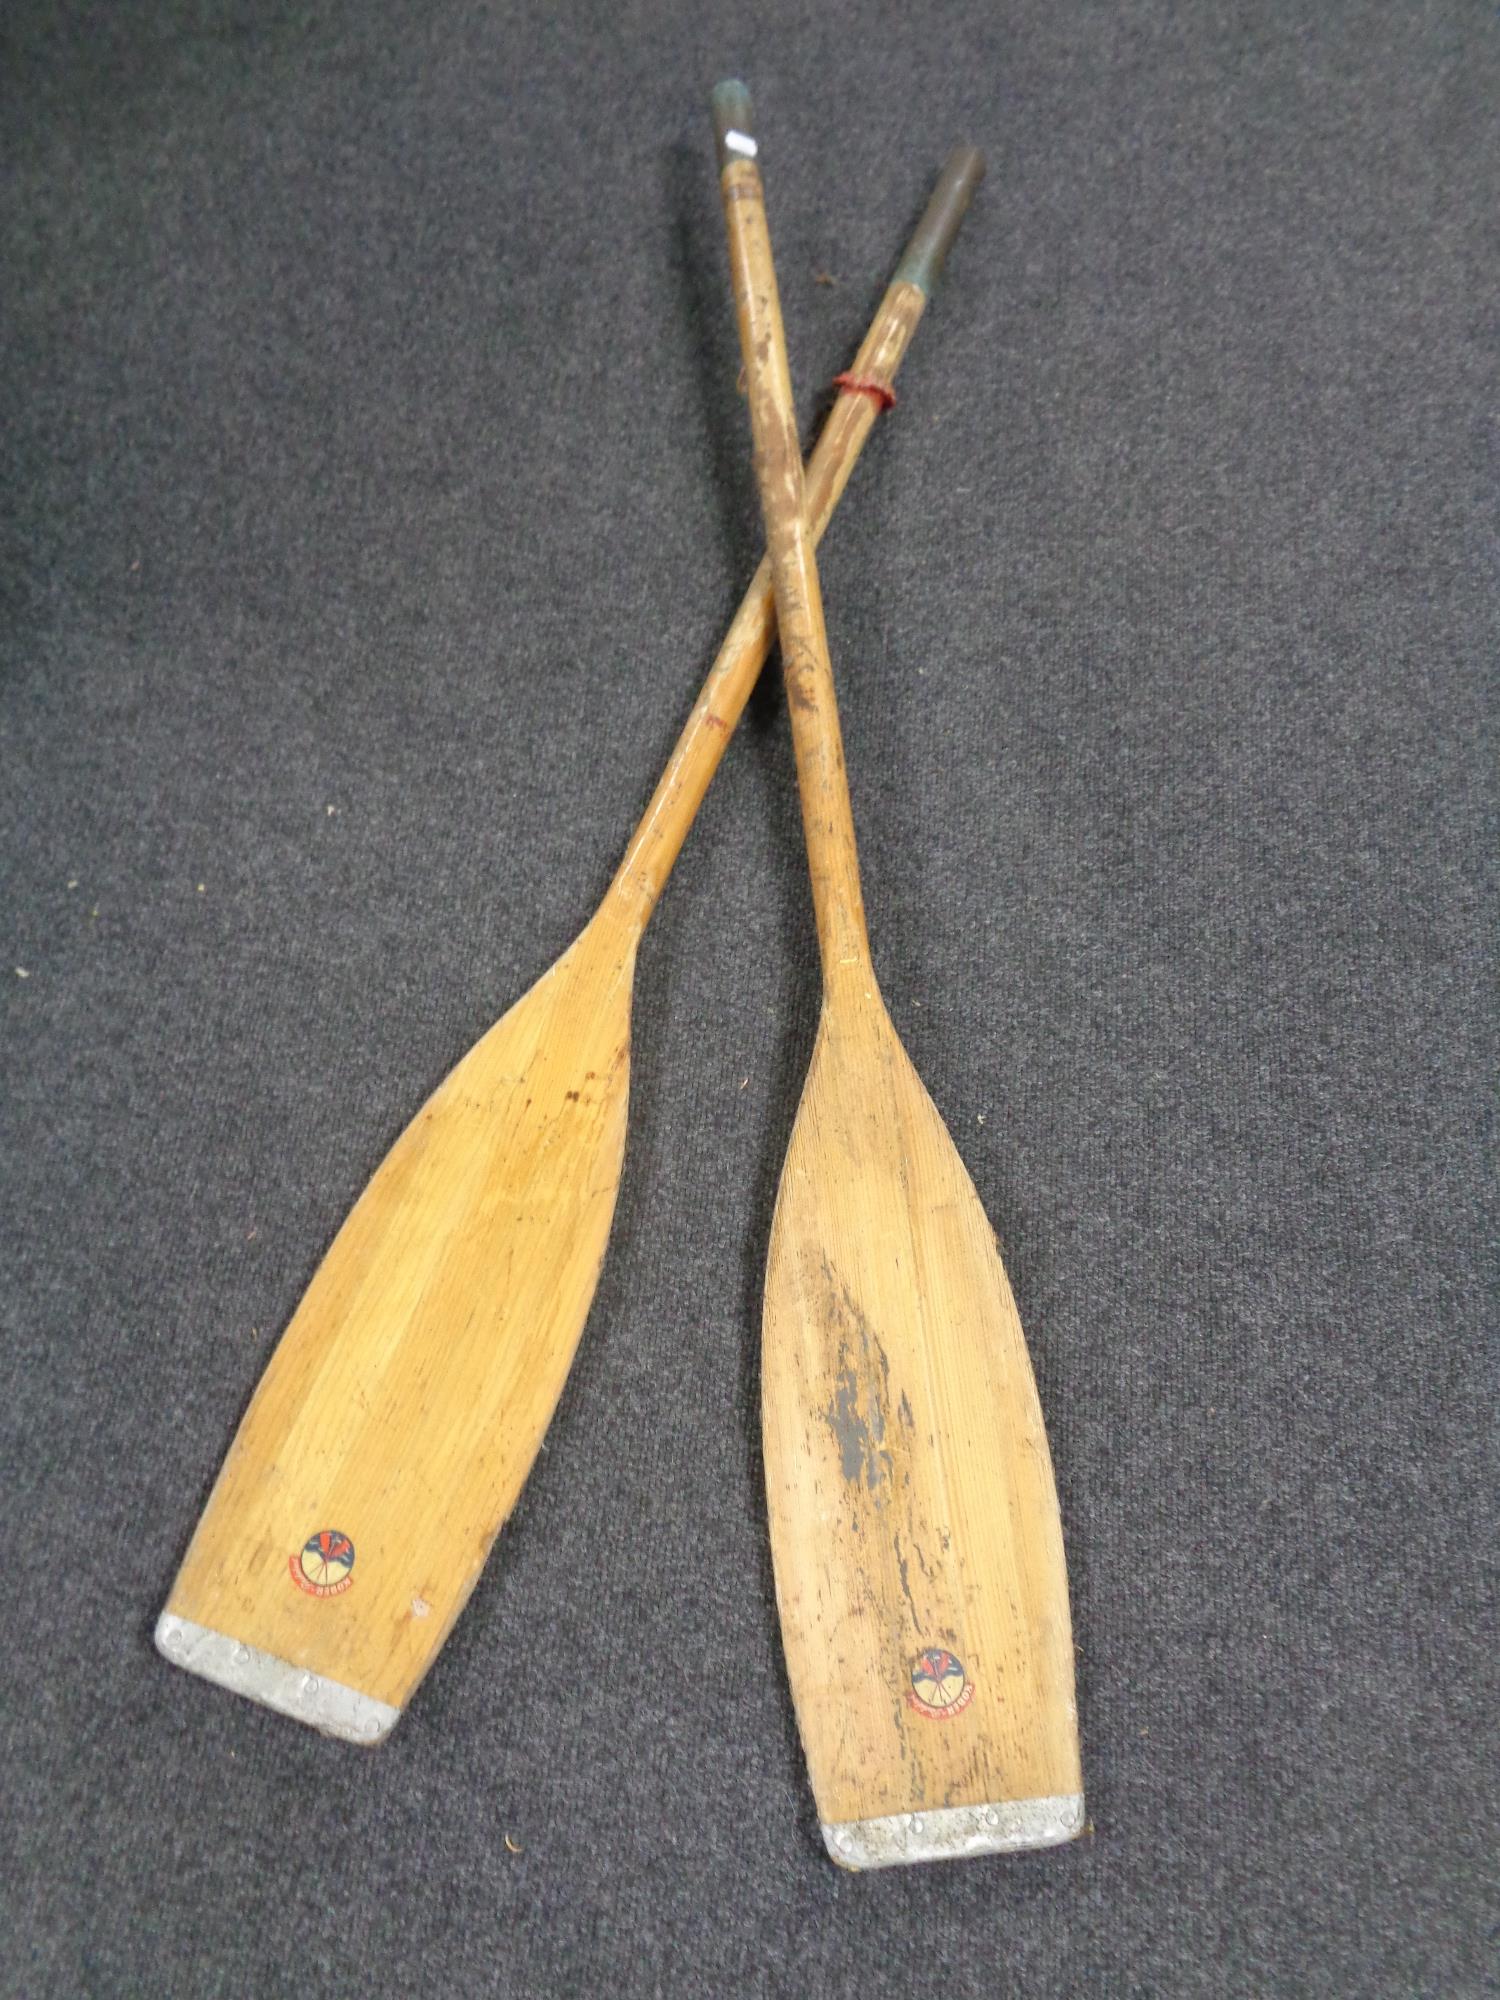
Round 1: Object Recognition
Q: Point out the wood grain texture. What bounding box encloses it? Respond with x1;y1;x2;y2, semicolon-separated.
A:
719;140;1083;1853
167;907;636;1712
764;1002;1082;1827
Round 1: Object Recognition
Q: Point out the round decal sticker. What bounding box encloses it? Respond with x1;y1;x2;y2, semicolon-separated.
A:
289;1529;356;1598
907;1646;974;1718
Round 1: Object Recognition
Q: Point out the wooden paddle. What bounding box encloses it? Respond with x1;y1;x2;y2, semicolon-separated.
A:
713;81;1083;1868
156;148;987;1743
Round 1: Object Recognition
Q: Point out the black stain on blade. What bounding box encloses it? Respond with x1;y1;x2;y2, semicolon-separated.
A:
893;1531;919;1624
818;1254;896;1491
826;1345;888;1489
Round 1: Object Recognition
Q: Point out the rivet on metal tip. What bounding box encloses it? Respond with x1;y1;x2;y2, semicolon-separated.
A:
162;1622;184;1650
723;129;757;159
299;1673;320;1697
362;1715;382;1739
985;1807;1000;1827
233;1644;250;1665
910;1817;923;1833
837;1831;854;1851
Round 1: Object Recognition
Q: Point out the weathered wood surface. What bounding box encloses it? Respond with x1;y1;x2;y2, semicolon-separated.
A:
717;98;1082;1864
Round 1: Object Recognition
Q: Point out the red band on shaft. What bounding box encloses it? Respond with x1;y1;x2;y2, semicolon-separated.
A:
832;372;897;411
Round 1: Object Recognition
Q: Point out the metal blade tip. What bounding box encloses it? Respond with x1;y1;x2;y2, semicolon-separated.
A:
155;1611;401;1746
822;1793;1086;1869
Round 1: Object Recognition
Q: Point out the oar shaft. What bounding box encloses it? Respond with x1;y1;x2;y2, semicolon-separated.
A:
713;84;871;982
607;143;983;924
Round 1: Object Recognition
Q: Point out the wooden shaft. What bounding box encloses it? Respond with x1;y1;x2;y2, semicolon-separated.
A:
718;140;870;985
605;283;922;922
607;142;983;926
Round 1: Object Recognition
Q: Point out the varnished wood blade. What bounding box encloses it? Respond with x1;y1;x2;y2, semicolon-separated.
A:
763;991;1083;1867
157;909;635;1739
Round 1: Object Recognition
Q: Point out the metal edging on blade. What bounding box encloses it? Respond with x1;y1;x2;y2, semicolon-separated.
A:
154;1612;400;1745
822;1793;1086;1870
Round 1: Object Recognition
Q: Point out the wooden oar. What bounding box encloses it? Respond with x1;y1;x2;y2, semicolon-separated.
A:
155;149;986;1744
713;81;1082;1869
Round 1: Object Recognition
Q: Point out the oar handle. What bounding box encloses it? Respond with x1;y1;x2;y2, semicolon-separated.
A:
606;136;983;924
712;85;874;984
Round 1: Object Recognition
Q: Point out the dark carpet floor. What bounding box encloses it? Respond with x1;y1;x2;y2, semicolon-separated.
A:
3;3;1495;1994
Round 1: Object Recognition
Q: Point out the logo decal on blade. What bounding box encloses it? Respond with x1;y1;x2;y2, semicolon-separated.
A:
290;1529;356;1598
907;1646;974;1719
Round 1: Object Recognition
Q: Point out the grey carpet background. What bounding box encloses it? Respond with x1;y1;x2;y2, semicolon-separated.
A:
3;2;1495;1994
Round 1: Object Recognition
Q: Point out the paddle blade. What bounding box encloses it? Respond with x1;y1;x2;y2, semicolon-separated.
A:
157;912;636;1740
762;998;1083;1867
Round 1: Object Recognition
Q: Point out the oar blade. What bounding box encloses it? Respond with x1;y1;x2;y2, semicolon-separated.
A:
763;1001;1083;1866
158;915;636;1738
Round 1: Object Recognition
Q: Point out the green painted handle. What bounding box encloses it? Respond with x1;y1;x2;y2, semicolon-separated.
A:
895;144;986;295
711;79;757;173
